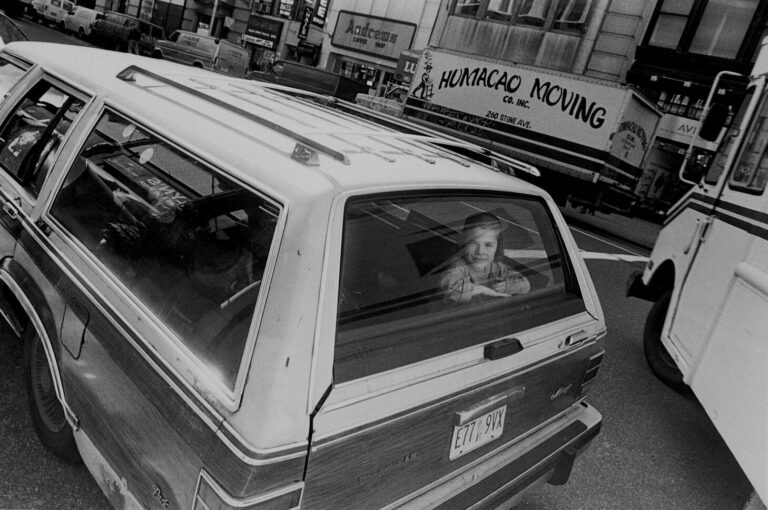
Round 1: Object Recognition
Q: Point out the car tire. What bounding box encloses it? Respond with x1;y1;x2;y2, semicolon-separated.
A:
24;326;81;463
643;291;688;393
78;27;85;39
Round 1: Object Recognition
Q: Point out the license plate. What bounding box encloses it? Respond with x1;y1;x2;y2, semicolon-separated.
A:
449;405;507;460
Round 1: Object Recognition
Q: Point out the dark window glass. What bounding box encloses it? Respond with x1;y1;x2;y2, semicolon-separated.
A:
648;0;694;49
0;57;28;97
729;91;768;193
553;0;592;29
689;0;758;59
704;89;753;184
517;0;552;26
486;0;517;21
454;0;481;16
0;81;84;193
0;15;28;45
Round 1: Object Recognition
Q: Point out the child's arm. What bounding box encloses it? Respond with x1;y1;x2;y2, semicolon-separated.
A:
492;265;531;295
442;265;513;302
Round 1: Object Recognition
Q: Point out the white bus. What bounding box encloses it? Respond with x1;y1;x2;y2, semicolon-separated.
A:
628;37;768;509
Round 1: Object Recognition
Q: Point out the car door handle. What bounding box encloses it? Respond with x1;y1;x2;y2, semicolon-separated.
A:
2;200;19;220
564;330;589;348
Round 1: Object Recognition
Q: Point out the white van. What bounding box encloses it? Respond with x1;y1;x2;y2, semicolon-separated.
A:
153;30;249;77
31;0;74;29
64;5;102;38
628;37;768;508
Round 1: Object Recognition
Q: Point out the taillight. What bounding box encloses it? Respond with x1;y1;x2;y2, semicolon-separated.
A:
579;350;604;396
193;470;302;510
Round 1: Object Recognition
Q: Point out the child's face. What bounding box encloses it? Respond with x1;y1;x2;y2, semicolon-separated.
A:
464;227;498;269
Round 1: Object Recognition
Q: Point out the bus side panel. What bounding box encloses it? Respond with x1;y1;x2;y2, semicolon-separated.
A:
690;251;768;502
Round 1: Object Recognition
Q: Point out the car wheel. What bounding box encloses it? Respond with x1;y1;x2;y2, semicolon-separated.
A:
24;327;81;463
78;27;85;39
643;291;688;393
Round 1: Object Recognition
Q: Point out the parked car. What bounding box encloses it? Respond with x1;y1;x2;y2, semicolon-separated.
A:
0;41;606;510
0;12;28;48
30;0;74;29
247;60;369;101
89;11;165;55
64;5;102;39
153;30;248;76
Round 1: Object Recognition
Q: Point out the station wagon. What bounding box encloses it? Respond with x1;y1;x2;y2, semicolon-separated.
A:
0;42;606;509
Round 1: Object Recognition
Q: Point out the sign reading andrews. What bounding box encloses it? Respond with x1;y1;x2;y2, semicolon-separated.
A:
332;11;416;61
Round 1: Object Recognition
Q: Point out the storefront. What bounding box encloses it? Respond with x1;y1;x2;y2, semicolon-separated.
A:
243;15;284;71
325;11;417;92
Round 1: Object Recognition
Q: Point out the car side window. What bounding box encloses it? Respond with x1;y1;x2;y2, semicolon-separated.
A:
0;80;84;195
729;92;768;194
0;18;29;48
49;109;280;391
0;57;28;98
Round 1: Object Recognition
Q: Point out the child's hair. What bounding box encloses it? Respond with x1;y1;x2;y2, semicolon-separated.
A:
460;212;505;259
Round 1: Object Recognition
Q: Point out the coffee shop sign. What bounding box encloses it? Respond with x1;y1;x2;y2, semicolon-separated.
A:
332;11;416;60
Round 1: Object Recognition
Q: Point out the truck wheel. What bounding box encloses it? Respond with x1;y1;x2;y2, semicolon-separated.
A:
643;291;687;393
24;327;81;463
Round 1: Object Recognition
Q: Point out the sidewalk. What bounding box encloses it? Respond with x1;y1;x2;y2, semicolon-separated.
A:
559;203;661;251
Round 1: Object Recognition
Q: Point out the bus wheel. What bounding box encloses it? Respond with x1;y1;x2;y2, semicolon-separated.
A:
24;327;81;463
643;291;687;393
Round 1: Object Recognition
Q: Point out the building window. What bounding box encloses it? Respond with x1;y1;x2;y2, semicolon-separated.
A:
486;0;516;21
689;0;758;59
654;91;707;119
452;0;591;31
648;0;694;49
647;0;759;59
553;0;591;29
455;0;482;16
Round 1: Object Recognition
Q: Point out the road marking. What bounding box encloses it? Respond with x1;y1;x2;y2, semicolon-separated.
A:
569;225;647;257
580;251;649;263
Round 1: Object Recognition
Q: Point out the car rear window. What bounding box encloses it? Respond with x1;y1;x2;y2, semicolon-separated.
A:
334;192;584;382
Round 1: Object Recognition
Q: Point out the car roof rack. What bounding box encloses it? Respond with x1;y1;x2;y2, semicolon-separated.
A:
116;65;350;165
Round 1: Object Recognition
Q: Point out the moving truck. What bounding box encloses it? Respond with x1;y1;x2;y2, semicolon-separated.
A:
404;48;661;212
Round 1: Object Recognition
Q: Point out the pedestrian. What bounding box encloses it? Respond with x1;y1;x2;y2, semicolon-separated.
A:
127;25;141;55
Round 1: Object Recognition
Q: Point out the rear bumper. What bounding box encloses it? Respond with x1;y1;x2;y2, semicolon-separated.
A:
392;402;602;510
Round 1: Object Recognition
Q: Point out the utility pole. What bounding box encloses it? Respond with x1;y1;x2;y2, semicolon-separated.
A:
209;0;220;36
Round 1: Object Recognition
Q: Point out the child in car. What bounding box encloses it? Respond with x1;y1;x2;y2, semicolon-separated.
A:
441;212;531;303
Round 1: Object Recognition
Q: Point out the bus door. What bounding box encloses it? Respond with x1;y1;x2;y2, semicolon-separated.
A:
668;85;768;501
664;82;758;370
